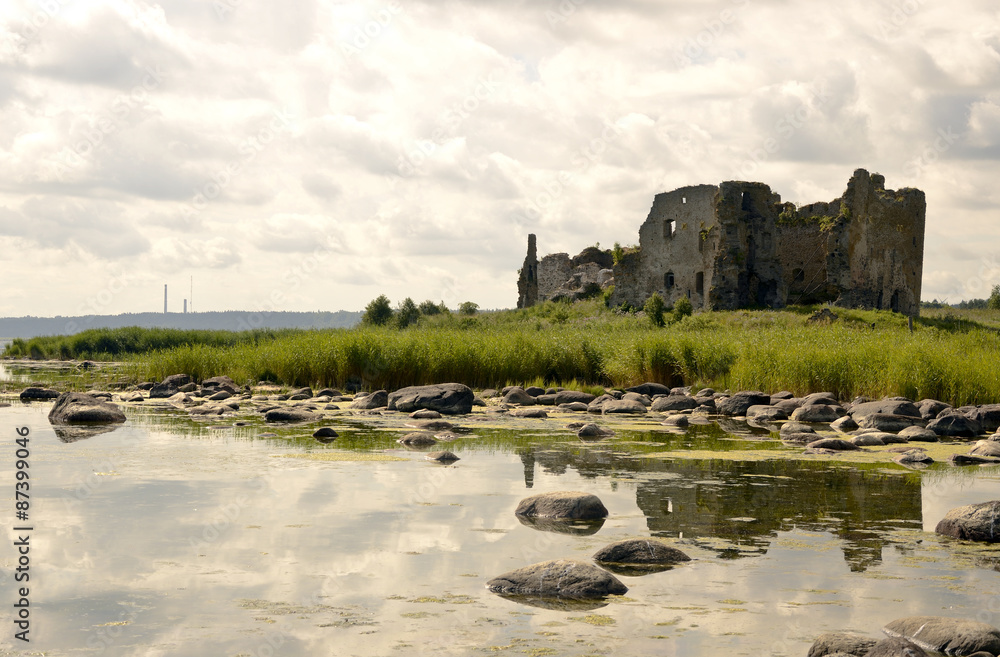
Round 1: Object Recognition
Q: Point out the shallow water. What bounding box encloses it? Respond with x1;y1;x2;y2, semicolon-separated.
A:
1;399;999;656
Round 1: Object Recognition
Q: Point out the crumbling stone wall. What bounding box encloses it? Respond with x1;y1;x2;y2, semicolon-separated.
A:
519;169;926;315
516;234;538;309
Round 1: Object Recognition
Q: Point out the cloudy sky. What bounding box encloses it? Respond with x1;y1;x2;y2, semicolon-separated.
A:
1;0;998;317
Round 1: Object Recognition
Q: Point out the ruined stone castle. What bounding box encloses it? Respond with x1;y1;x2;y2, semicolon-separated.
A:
517;169;926;315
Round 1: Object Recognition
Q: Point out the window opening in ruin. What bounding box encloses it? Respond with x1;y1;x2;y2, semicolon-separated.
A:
696;272;704;295
663;220;674;239
913;236;917;247
793;268;805;283
664;272;675;289
890;290;900;313
682;197;687;204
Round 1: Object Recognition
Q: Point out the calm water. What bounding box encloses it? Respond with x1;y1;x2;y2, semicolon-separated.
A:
0;399;999;656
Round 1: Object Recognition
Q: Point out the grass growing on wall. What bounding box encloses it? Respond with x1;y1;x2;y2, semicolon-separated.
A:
7;301;1000;407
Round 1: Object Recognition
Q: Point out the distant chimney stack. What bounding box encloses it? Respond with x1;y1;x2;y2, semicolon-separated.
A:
184;299;187;314
164;284;168;314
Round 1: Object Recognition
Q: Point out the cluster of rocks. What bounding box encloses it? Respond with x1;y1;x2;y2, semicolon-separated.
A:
809;616;1000;656
486;491;691;605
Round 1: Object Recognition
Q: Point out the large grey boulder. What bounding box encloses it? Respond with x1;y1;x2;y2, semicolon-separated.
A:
717;391;771;416
504;387;536;405
970;440;1000;458
746;405;788;421
780;421;815;436
48;392;126;425
898;425;939;442
626;382;671;397
806;632;878;657
351;390;389;409
965;404;1000;433
515;491;608;520
149;374;193;399
651;395;699;413
917;399;951;420
882;616;1000;655
554;390;596;405
792;404;842;423
850;399;921;419
592;539;691;566
19;387;61;401
801;392;839;406
807;438;860;451
859;413;924;432
601;399;647;414
927;414;981;438
263;408;320;423
486;559;627;598
388;383;474;415
865;637;929;656
934;501;1000;543
831;415;859;432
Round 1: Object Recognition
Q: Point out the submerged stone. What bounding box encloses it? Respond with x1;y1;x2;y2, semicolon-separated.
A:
934;501;1000;543
515;491;608;520
486;559;627;598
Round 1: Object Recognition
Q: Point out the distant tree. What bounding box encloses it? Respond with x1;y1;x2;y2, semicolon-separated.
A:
989;285;1000;310
959;298;989;310
458;301;479;316
395;297;420;328
418;300;442;315
362;295;394;326
643;293;665;327
673;296;693;322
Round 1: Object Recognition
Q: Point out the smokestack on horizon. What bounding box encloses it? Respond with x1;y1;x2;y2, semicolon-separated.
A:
184;299;187;314
164;284;167;314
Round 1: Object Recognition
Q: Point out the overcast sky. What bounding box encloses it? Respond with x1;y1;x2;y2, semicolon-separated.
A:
1;0;998;317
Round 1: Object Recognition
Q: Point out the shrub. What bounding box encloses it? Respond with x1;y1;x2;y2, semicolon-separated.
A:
643;293;666;327
395;298;420;328
459;301;479;316
989;285;1000;310
673;296;693;322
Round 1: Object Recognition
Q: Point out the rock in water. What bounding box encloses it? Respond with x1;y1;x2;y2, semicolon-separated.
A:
388;383;475;415
934;501;1000;543
486;559;627;598
350;390;389;409
425;451;460;462
882;616;1000;655
806;632;878;657
263;409;320;423
717;391;771;416
514;491;608;520
48;392;126;425
149;374;193;399
592;539;691;565
865;638;929;657
19;387;61;401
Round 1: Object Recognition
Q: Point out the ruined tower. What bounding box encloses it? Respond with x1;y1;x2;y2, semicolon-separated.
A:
517;234;539;308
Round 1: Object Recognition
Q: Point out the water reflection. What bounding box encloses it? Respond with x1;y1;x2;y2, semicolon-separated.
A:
3;403;999;657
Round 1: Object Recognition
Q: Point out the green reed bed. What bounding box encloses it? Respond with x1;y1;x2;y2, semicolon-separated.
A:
108;305;1000;407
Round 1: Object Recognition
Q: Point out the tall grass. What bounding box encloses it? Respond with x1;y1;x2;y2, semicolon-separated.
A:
106;304;1000;406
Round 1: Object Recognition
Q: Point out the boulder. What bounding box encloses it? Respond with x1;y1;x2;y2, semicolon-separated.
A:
780;421;816;436
351;390;389;409
149;374;193;399
770;390;795;402
503;387;536;406
560;402;590;412
577;423;613;439
486;559;627;598
388;383;475;415
587;394;616;413
774;398;802;415
882;616;1000;655
782;432;818;445
534;394;558;405
661;414;689;428
831;415;859;432
651;395;698;412
313;427;338;441
316;387;343;398
893;449;933;466
289;387;313;398
859;413;924;432
950;453;1000;466
48;392;126;425
208;390;232;401
410;409;442;419
934;501;1000;543
601;399;647;415
425;451;460;462
515;491;608;520
745;405;788;421
966;404;1000;433
970;440;1000;458
410;419;455;432
865;638;929;657
850;399;921;419
398;432;438;446
717;391;771;416
792;405;842;423
626;382;671;397
802;392;839;406
511;408;548;418
19;387;61;401
554;390;597;405
917;399;951;420
263;409;320;423
806;632;878;657
807;438;860;451
592;539;691;565
622;392;652;407
852;433;886;447
898;426;939;442
927;414;981;438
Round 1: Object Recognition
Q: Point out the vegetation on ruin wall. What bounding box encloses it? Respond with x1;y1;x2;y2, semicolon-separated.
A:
6;301;1000;406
